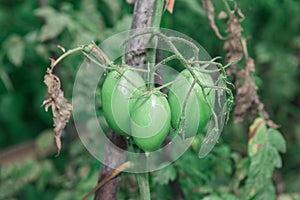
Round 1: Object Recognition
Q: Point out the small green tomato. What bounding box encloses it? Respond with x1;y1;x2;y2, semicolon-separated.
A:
168;68;214;137
130;92;171;152
101;68;145;135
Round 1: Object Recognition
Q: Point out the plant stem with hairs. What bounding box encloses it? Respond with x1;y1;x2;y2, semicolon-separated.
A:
134;1;165;199
95;0;158;200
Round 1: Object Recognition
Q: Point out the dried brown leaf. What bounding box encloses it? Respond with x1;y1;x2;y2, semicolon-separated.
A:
223;12;244;65
202;0;225;40
237;7;245;22
165;0;175;14
57;45;66;53
249;118;263;139
91;46;106;65
42;71;72;154
218;11;228;20
126;0;135;5
233;58;279;128
233;58;257;123
49;58;55;68
208;0;279;128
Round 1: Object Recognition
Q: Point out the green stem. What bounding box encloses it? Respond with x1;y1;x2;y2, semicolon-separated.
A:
136;172;151;200
121;30;155;64
148;54;179;87
168;37;199;61
152;0;164;29
157;32;220;137
82;51;114;70
152;54;178;73
49;46;84;72
154;79;177;91
146;62;151;88
191;56;222;67
90;41;112;65
221;0;231;16
157;32;188;66
179;80;196;137
0;56;13;91
147;0;164;89
135;2;165;199
127;65;150;73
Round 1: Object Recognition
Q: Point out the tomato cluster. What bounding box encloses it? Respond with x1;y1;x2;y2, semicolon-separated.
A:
101;66;214;152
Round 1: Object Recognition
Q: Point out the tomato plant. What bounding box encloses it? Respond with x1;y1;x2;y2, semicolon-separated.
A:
101;68;145;136
168;68;214;138
130;92;171;152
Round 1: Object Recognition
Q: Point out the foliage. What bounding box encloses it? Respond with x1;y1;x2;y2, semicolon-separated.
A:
0;0;300;199
243;118;286;199
0;132;100;200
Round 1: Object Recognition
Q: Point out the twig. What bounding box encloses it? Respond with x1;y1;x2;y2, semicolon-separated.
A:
82;162;133;200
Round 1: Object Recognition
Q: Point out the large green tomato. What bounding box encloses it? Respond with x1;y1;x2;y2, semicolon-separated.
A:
101;68;145;135
168;69;214;138
130;92;171;152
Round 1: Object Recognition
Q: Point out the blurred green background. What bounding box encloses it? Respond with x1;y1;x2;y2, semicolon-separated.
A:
0;0;299;199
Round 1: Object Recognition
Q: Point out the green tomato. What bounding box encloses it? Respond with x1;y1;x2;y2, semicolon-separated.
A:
130;92;171;152
168;69;214;138
101;68;145;135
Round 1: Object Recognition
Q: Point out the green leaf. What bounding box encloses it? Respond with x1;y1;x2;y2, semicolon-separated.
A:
243;118;286;199
78;0;105;33
278;193;300;200
102;0;122;23
0;61;14;91
54;191;73;200
0;159;41;199
36;129;55;153
203;193;239;200
35;7;72;41
203;195;222;200
268;128;287;153
36;160;55;190
151;165;176;185
184;0;205;17
231;153;249;192
292;35;300;49
3;35;25;67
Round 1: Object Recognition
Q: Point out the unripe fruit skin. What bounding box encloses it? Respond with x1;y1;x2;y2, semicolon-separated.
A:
168;69;214;137
101;69;145;135
130;93;171;152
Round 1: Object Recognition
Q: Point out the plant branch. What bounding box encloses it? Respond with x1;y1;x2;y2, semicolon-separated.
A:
48;47;84;72
147;0;164;89
95;1;157;200
82;162;133;200
94;132;127;200
125;0;156;70
136;172;151;200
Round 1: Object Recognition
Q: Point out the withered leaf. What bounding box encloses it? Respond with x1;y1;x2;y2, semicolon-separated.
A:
49;58;56;68
208;0;279;128
223;11;244;65
165;0;175;14
57;45;66;53
233;58;278;128
202;0;225;40
91;45;106;65
218;11;228;20
42;71;72;155
126;0;135;5
234;58;257;123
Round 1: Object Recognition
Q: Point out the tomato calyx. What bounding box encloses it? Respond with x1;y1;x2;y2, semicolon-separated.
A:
130;87;166;101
